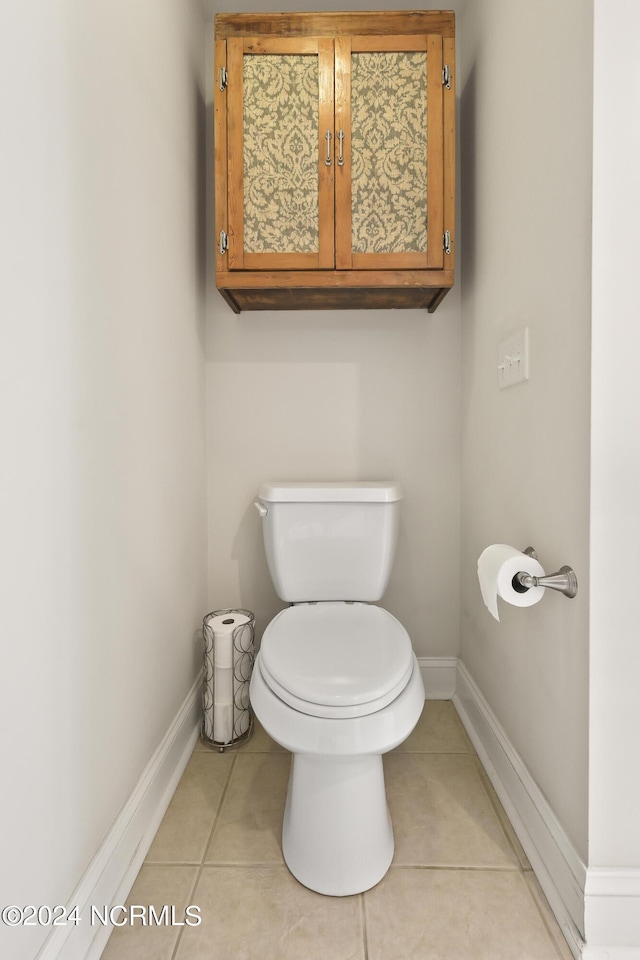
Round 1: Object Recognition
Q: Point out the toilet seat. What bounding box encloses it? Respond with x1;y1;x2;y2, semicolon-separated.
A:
259;602;414;719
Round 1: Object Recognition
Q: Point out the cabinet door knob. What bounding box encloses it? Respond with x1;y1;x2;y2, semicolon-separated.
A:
324;129;332;166
337;129;345;166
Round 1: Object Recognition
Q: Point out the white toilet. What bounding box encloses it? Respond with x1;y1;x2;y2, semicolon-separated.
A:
250;481;425;896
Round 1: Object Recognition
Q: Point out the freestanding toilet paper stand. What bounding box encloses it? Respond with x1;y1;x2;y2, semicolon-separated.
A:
202;608;255;752
514;547;578;599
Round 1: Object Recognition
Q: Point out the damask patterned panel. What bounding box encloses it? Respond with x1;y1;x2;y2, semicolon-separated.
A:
351;52;427;254
243;55;319;254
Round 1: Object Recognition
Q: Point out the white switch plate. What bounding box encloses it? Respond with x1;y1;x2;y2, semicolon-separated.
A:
498;327;529;389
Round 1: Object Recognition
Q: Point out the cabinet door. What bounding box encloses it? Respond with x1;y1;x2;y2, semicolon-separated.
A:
226;37;335;271
335;35;444;271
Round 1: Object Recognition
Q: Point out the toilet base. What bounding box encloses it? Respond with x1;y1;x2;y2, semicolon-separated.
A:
282;752;394;896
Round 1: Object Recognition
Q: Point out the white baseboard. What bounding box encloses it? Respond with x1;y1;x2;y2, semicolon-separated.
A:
35;673;202;960
582;868;640;959
453;660;587;960
453;660;640;959
417;656;457;699
582;951;640;960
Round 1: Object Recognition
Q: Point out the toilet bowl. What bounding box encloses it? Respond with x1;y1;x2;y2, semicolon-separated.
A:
250;481;425;896
250;603;425;896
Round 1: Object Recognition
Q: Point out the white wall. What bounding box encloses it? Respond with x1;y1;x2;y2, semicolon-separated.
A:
205;0;465;657
458;0;593;863
0;2;206;958
589;0;640;872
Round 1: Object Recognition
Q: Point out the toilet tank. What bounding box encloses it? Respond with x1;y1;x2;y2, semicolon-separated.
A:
255;481;402;602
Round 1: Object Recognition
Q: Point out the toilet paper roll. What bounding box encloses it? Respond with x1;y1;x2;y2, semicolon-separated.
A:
477;544;546;621
214;700;233;743
209;613;252;668
233;683;251;737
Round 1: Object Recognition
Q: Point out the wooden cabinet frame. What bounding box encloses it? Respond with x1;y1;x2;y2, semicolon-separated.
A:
215;11;455;313
335;34;444;272
226;36;335;272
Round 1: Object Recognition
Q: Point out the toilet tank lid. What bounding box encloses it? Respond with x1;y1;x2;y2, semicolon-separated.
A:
257;481;403;503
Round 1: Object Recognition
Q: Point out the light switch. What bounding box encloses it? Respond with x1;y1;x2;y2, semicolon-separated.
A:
498;327;529;389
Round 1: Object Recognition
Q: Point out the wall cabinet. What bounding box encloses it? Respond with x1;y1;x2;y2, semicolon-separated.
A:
215;12;455;312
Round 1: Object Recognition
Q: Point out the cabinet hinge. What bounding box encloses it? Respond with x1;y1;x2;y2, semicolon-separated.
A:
443;230;452;255
219;230;229;256
442;64;452;89
219;66;228;91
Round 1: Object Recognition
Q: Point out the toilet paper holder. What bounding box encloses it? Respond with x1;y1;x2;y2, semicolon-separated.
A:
514;547;578;599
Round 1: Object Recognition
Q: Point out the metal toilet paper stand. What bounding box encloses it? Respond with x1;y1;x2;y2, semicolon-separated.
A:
202;608;255;752
513;547;578;599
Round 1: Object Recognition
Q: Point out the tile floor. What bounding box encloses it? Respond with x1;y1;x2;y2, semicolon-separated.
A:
100;702;573;960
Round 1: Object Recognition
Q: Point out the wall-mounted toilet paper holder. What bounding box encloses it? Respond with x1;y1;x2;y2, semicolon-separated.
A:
514;547;578;599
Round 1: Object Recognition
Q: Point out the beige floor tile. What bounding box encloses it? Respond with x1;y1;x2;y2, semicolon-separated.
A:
205;753;290;864
99;865;198;960
365;868;561;960
476;761;532;869
393;700;474;754
145;751;234;864
524;872;576;960
116;705;575;960
175;865;365;960
384;754;520;868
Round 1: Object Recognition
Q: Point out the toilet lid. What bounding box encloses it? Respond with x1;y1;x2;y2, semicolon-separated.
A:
259;602;414;719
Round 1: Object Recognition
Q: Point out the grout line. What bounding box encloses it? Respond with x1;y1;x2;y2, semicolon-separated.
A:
196;863;301;874
360;892;370;960
471;757;532;871
140;860;200;869
202;750;239;854
144;861;525;874
389;749;477;756
387;863;524;874
520;871;574;960
169;751;239;960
